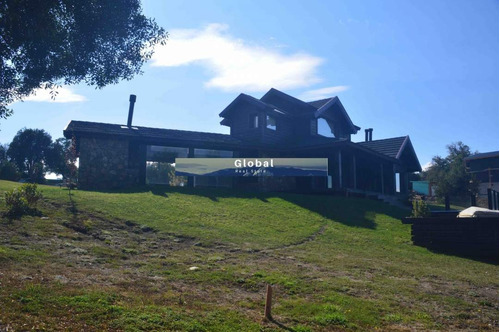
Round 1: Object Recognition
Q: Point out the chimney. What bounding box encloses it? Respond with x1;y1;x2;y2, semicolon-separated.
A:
127;94;137;127
365;129;369;142
368;128;373;141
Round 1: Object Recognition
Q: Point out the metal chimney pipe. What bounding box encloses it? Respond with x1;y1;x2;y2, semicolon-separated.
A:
365;129;369;142
127;94;137;127
368;128;373;141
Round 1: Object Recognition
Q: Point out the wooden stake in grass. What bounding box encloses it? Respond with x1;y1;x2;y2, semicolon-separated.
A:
264;284;272;320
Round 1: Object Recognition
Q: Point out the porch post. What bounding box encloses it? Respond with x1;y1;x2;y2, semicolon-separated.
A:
187;147;194;187
393;165;397;194
353;155;357;190
338;150;342;188
380;163;384;194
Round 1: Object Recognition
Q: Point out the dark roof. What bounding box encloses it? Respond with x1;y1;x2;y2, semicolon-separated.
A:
64;120;409;166
314;97;360;133
219;93;291;119
64;120;243;146
260;88;317;115
358;136;408;159
359;136;421;172
464;151;499;161
307;98;334;109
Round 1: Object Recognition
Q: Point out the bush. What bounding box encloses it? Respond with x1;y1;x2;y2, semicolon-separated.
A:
4;189;28;216
20;183;43;206
411;198;430;218
4;183;43;217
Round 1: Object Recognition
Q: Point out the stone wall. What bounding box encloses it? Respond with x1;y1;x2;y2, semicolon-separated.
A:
78;137;144;190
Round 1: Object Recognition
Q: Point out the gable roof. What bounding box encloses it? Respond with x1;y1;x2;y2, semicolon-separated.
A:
307;98;334;109
359;136;421;172
260;88;317;115
219;93;290;121
314;97;360;134
358;136;407;158
219;89;360;133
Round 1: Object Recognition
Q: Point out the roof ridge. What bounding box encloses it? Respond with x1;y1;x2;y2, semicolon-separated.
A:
358;135;407;143
307;97;334;104
261;88;316;110
70;120;232;137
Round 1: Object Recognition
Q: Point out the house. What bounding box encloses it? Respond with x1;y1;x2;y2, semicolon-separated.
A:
465;151;499;209
63;88;421;193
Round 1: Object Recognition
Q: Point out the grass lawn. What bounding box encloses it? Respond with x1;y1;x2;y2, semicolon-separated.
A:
0;180;497;331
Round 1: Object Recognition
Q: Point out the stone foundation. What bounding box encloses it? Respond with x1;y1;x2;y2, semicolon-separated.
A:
78;137;144;190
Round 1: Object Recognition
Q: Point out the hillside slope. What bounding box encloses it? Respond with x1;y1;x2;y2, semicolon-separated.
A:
0;180;497;331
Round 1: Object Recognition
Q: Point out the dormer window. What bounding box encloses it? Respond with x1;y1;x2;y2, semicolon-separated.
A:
249;114;259;128
266;115;276;130
317;118;335;138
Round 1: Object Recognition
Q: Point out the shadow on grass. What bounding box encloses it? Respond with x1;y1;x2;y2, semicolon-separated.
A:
421;246;498;265
61;189;92;234
268;317;295;331
85;185;413;230
2;207;42;221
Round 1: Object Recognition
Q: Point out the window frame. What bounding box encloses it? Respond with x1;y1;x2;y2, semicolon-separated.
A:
249;114;259;129
266;114;277;131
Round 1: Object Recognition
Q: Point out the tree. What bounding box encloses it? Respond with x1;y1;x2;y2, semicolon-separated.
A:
424;142;478;199
0;143;20;181
0;0;167;118
46;137;70;176
7;128;53;182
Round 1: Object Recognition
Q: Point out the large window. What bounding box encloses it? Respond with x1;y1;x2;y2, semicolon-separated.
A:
147;146;188;162
146;146;188;186
194;149;233;158
317;118;335;138
266;115;276;130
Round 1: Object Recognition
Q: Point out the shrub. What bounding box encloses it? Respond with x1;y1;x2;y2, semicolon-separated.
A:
4;189;28;216
411;198;430;218
4;183;43;217
20;183;43;206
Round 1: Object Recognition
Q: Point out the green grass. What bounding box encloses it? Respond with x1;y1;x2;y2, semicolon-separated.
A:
0;180;497;331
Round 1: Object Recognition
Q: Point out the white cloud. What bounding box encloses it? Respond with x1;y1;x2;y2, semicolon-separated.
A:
24;86;86;103
151;24;324;92
421;161;433;171
298;86;350;101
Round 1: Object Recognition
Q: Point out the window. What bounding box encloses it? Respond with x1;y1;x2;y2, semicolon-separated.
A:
266;115;276;130
317;118;335;138
194;149;233;158
250;114;259;128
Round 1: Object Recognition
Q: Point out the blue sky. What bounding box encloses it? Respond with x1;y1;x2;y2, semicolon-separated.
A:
2;0;498;169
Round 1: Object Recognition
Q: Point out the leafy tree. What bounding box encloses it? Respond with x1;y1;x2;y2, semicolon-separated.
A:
7;128;53;182
0;160;20;181
46;137;70;176
0;143;20;180
424;142;478;199
0;0;167;118
0;144;6;161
